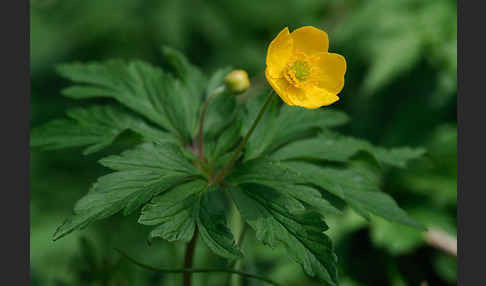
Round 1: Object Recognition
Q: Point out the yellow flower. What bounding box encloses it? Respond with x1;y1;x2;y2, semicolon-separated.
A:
265;26;347;109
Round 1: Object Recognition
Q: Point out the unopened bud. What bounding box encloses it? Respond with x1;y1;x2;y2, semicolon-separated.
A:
224;70;250;94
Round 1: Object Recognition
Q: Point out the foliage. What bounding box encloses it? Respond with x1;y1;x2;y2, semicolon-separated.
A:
30;0;456;285
31;46;427;285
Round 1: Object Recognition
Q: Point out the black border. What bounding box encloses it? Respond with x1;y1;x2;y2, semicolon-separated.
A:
2;0;474;285
457;0;463;284
457;0;485;285
2;0;30;285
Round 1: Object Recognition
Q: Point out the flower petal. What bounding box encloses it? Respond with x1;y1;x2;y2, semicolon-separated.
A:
315;52;347;94
266;27;293;78
307;87;340;108
290;26;329;56
289;87;339;109
265;69;294;106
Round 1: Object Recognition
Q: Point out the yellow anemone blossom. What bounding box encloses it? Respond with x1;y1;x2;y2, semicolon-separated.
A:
265;26;347;109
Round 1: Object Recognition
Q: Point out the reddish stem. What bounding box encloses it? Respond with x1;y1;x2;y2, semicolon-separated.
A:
183;228;199;286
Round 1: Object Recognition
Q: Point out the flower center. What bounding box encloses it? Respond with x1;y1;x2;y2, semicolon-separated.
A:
290;60;310;82
283;52;320;89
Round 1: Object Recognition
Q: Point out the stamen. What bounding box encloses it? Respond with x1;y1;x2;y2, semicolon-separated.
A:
291;60;310;81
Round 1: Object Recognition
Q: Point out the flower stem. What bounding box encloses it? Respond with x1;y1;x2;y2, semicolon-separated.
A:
183;228;199;286
116;248;281;286
214;90;274;184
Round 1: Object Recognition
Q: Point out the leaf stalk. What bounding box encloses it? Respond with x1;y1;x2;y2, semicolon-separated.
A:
214;90;275;184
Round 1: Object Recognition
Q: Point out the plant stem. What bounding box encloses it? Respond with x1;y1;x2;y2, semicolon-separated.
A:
197;86;225;163
183;228;199;286
116;248;280;286
425;228;457;256
214;90;274;184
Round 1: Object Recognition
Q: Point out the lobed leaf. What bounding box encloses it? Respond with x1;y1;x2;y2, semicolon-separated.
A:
229;184;338;286
139;180;207;242
242;94;350;161
161;46;208;139
31;105;174;155
99;142;199;175
228;158;340;215
58;54;205;143
283;161;425;230
196;185;243;260
53;142;202;240
272;131;425;168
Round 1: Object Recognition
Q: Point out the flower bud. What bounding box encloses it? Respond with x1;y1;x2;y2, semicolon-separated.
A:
224;69;250;95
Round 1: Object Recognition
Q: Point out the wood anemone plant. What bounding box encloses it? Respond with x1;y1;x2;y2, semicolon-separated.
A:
32;28;426;286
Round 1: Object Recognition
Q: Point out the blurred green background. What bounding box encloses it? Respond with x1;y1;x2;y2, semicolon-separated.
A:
30;0;457;285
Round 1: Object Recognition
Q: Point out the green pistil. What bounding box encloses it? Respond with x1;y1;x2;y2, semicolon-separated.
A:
291;60;310;81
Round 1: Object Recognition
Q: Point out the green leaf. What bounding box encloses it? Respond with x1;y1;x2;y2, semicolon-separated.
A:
242;94;350;161
53;142;201;240
209;120;241;161
228;158;341;215
139;180;207;242
161;46;207;100
283;161;424;230
363;30;422;95
269;105;350;152
31;105;174;155
369;216;423;255
272;131;425;168
206;66;232;95
274;184;342;216
242;92;280;161
161;46;208;138
371;146;427;168
229;184;338;285
271;133;366;163
335;0;424;95
196;185;243;259
203;89;237;139
99;142;199;175
228;157;305;187
57;57;203;143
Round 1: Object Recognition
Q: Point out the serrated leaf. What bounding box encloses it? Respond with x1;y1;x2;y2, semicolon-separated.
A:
272;131;425;168
371;146;426;168
57;56;203;143
228;157;305;187
203;89;237;139
30;105;174;155
53;142;201;240
229;184;338;285
53;171;189;241
161;46;207;101
242;94;350;161
161;46;207;138
99;142;199;175
274;184;342;216
283;161;424;230
228;158;341;216
269;105;350;152
196;185;242;260
210;120;241;160
139;180;207;242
